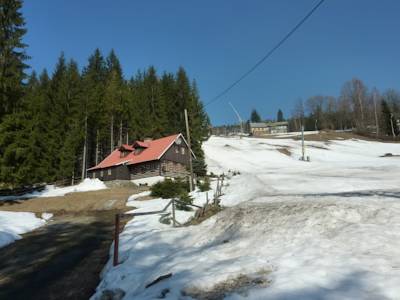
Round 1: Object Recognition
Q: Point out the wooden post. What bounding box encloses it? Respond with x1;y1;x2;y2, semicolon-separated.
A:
184;109;194;192
113;213;120;266
215;177;219;199
172;199;177;227
219;175;224;196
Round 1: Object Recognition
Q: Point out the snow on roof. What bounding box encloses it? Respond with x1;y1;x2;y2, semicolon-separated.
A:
88;133;190;171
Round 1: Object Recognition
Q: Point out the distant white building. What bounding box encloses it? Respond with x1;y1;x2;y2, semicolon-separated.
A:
249;121;288;136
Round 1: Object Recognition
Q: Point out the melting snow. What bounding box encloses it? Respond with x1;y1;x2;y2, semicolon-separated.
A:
0;211;46;248
92;136;400;300
0;178;107;201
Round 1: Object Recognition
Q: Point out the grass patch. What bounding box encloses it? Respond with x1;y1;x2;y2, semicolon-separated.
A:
186;204;222;226
277;147;291;156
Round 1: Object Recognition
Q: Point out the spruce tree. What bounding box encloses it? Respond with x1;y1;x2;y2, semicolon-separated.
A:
0;0;28;119
250;109;261;122
277;109;284;122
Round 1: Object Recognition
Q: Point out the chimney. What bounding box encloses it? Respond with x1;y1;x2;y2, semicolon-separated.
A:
143;137;153;143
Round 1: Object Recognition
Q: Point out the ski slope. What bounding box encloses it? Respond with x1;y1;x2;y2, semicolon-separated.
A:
92;136;400;300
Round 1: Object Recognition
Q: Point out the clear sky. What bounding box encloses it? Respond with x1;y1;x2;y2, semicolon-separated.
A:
22;0;400;125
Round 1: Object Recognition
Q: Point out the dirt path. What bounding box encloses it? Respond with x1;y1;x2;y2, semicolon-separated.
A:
0;186;143;300
0;211;127;300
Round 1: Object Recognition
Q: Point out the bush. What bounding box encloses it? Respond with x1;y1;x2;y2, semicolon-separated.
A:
176;192;193;211
150;178;189;199
198;176;211;192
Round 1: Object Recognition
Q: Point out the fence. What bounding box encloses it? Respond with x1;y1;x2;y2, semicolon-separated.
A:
113;174;225;266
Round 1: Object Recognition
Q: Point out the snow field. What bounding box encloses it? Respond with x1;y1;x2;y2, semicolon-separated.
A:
92;136;400;299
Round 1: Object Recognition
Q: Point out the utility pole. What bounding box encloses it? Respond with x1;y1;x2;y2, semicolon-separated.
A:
81;113;88;180
184;109;194;192
373;91;379;136
301;125;305;161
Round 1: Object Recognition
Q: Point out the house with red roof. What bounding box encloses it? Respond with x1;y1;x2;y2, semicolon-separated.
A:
87;133;194;181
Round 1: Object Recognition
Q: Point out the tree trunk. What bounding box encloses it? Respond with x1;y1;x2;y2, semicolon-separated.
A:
95;130;99;165
81;114;88;180
390;113;396;137
119;119;123;146
110;115;114;153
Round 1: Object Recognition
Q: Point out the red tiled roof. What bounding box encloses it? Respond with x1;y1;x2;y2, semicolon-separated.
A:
88;134;183;171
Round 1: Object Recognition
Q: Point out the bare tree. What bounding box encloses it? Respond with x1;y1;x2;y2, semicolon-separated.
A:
341;78;368;130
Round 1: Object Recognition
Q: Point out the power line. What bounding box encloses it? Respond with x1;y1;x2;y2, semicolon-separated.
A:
204;0;326;107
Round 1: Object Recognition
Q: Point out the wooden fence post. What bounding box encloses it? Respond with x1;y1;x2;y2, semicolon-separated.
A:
113;213;120;266
172;199;177;227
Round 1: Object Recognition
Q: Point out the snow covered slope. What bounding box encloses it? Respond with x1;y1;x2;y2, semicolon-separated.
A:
92;136;400;300
0;178;107;201
0;211;47;248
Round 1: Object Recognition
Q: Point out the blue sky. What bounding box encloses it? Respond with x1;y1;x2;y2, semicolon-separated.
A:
22;0;400;125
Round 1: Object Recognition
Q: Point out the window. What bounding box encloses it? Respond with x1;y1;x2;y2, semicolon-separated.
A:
120;151;129;158
92;172;96;179
175;147;179;154
108;169;112;176
181;147;185;155
100;170;104;177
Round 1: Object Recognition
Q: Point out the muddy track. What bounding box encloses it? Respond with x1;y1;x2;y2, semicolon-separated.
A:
0;211;129;300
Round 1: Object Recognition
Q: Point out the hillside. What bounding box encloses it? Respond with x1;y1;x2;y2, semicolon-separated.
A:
92;135;400;299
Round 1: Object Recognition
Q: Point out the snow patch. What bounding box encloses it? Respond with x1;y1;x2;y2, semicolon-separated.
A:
0;178;107;201
0;211;46;248
41;212;53;221
92;136;400;299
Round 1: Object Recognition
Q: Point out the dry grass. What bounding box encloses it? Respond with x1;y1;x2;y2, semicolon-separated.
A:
0;186;145;214
182;270;271;300
276;147;292;156
293;131;400;143
186;204;222;225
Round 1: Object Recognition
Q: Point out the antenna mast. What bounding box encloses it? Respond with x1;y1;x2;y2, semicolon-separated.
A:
229;102;244;135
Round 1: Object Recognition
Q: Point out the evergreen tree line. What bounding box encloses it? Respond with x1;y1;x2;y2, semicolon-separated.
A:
0;1;210;187
288;78;400;136
249;109;285;123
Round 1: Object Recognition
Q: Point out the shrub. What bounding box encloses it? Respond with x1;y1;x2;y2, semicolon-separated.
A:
150;178;189;199
198;176;211;192
176;192;193;211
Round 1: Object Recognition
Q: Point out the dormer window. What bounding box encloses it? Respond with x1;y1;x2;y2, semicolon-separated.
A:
134;148;144;155
120;150;129;158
